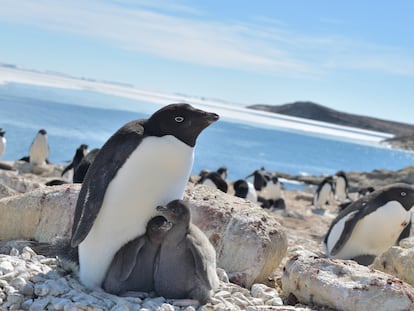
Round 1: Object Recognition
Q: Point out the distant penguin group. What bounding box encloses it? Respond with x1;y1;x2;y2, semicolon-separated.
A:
313;171;350;209
195;166;286;210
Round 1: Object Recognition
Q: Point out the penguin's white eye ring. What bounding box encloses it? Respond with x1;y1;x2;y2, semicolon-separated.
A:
401;191;407;196
174;116;184;123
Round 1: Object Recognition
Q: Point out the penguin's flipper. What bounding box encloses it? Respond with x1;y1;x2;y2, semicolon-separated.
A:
329;210;360;256
61;162;74;176
71;121;145;247
119;238;146;281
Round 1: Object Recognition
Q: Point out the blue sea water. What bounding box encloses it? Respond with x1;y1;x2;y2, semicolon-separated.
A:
1;83;414;183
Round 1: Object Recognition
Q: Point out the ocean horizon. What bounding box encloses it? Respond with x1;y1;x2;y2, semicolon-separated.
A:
1;68;414;185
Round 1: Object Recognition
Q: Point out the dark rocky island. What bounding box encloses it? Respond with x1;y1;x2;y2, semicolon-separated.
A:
248;101;414;151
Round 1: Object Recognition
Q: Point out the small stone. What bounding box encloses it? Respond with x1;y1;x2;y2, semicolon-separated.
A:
183;306;197;311
29;297;51;311
22;299;34;310
62;302;80;311
110;303;131;311
7;292;24;304
141;296;166;309
158;303;175;311
10;248;20;256
264;297;283;306
21;282;35;297
10;276;27;290
4;285;17;295
34;283;50;296
0;261;14;274
216;268;229;283
250;283;279;301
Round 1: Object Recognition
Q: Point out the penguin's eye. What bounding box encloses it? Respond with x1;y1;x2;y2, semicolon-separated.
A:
401;191;407;197
174;116;184;123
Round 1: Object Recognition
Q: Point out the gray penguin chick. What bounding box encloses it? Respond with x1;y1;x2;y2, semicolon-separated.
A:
154;200;219;306
103;216;172;296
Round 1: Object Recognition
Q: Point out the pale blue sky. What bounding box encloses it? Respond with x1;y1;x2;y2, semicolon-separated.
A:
1;0;414;124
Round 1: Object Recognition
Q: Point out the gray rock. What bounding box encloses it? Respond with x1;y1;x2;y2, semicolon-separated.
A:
0;169;44;193
282;254;414;311
185;184;288;288
372;236;414;287
0;184;79;242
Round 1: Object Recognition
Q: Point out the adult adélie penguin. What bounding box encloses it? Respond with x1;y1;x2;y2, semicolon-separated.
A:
70;103;219;289
324;183;414;265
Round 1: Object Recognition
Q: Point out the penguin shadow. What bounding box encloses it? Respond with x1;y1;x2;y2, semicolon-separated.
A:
102;199;219;306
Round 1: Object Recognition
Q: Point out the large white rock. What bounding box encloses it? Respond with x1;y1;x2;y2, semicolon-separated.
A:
372;237;414;287
0;179;287;290
282;253;414;311
185;184;288;288
0;169;44;193
0;184;79;242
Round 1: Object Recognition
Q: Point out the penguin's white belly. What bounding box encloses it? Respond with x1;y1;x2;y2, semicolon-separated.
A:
30;136;48;165
335;179;347;201
78;135;194;288
0;137;5;159
261;183;281;200
314;183;332;207
246;182;258;202
201;178;218;189
327;201;411;259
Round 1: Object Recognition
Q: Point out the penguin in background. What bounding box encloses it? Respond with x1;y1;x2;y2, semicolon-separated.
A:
233;179;258;203
324;183;414;265
246;168;285;209
197;169;228;193
217;166;228;180
334;171;349;202
29;129;49;165
61;144;89;179
73;148;100;183
313;176;335;209
70;103;218;289
0;129;6;160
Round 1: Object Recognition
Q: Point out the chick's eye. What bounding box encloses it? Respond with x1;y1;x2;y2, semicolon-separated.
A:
401;191;406;197
174;116;184;123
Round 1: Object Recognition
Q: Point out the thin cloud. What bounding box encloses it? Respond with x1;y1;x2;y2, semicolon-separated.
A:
1;0;414;77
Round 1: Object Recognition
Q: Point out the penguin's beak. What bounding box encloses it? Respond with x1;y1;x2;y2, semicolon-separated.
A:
156;205;168;212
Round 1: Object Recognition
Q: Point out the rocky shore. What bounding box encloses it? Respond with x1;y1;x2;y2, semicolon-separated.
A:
0;161;414;310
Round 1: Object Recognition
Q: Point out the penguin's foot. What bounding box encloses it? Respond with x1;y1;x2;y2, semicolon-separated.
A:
120;291;150;299
167;299;200;307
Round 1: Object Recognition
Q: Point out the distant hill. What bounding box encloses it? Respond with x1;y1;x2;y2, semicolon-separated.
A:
248;101;414;150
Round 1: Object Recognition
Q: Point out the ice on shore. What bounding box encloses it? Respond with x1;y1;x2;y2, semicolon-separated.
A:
0;65;393;145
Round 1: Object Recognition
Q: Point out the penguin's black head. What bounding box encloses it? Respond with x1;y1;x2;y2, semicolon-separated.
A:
233;179;249;198
39;129;47;135
0;129;5;137
382;183;414;211
156;199;191;225
146;103;219;147
146;216;172;240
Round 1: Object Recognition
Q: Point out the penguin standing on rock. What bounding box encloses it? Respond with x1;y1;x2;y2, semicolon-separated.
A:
61;144;89;178
70;103;219;289
334;171;349;202
0;129;6;160
29;129;49;165
197;171;228;193
313;176;335;209
325;183;414;265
